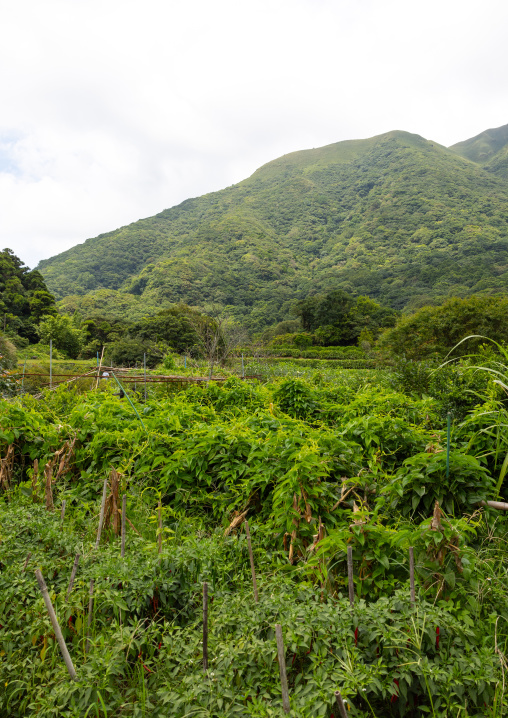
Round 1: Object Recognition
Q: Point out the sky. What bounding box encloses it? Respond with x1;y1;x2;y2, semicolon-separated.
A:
1;0;507;269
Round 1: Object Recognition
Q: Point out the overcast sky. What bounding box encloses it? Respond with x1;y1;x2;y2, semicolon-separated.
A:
1;0;507;269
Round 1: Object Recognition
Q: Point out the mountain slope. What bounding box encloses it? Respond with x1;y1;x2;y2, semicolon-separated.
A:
38;129;508;331
449;123;508;178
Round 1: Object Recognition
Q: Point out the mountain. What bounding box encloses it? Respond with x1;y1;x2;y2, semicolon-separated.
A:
449;123;508;179
38;128;508;331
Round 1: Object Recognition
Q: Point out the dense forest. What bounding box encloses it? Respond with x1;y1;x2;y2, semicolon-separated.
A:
36;125;508;332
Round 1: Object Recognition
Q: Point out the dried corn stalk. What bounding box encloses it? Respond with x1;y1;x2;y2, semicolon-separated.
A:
224;508;249;536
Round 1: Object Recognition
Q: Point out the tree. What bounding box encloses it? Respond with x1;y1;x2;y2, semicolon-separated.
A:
38;315;83;359
190;309;247;380
377;295;508;360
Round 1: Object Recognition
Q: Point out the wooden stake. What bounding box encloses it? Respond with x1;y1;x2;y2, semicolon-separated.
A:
44;460;54;511
121;494;126;557
95;477;108;548
66;553;80;600
157;499;163;554
347;545;354;607
60;500;66;521
111;470;119;536
203;582;208;672
334;690;348;718
275;624;290;713
35;569;77;680
244;520;259;602
409;546;416;605
23;552;32;572
85;578;94;654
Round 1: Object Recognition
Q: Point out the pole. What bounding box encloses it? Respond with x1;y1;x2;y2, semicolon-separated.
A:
244;520;259;602
66;553;80;600
35;569;77;680
111;372;146;429
85;579;94;654
61;500;66;521
275;624;290;713
446;413;451;479
347;545;354;607
21;358;26;393
241;353;245;379
95;477;108;548
334;691;349;718
144;353;147;402
50;339;52;390
121;494;126;557
203;582;208;672
409;546;416;605
157;499;162;554
184;355;187;369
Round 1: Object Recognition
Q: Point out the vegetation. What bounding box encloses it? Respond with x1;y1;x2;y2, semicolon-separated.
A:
36;128;508;331
2;352;508;715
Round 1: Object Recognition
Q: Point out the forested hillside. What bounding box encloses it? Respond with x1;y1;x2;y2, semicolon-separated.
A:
38;127;508;331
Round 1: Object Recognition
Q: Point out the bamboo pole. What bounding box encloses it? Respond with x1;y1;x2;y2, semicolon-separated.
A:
66;554;80;600
480;500;508;510
110;372;146;430
23;552;32;572
95;477;108;548
334;690;348;718
244;520;259;602
409;546;416;605
60;500;66;521
85;579;94;654
121;494;126;557
157;499;162;554
94;346;105;390
347;545;354;607
35;569;77;680
275;624;290;713
203;582;208;672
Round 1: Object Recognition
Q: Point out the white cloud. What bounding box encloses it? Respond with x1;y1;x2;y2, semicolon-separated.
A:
0;0;507;268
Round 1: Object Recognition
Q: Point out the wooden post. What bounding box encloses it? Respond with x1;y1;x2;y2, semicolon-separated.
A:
23;552;32;572
44;460;54;511
157;499;162;554
275;624;290;713
50;339;52;390
203;582;208;672
95;477;108;548
85;579;94;654
144;352;147;402
121;494;126;557
66;553;80;600
334;690;349;718
35;569;77;680
347;545;354;607
409;546;416;605
244;520;259;602
111;470;119;536
60;500;66;521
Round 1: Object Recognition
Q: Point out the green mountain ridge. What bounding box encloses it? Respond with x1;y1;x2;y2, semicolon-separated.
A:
38;127;508;331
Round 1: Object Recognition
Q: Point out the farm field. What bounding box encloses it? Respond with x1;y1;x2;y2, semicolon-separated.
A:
1;362;508;717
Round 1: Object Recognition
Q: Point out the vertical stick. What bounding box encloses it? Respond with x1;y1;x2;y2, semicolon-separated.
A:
157;499;162;554
121;494;126;557
144;352;147;402
35;569;77;680
275;624;290;713
111;470;119;536
409;546;416;605
203;582;208;672
347;545;354;607
241;353;245;379
334;691;349;718
184;355;187;369
446;413;451;479
95;477;108;548
23;552;32;572
21;358;27;393
60;500;66;521
49;338;52;390
66;553;80;600
44;461;54;511
85;578;94;654
244;520;259;602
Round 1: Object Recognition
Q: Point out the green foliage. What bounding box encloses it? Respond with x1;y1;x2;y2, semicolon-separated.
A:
2;361;508;715
38;314;83;359
379;295;508;360
36;129;508;331
0;248;57;343
382;450;495;517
